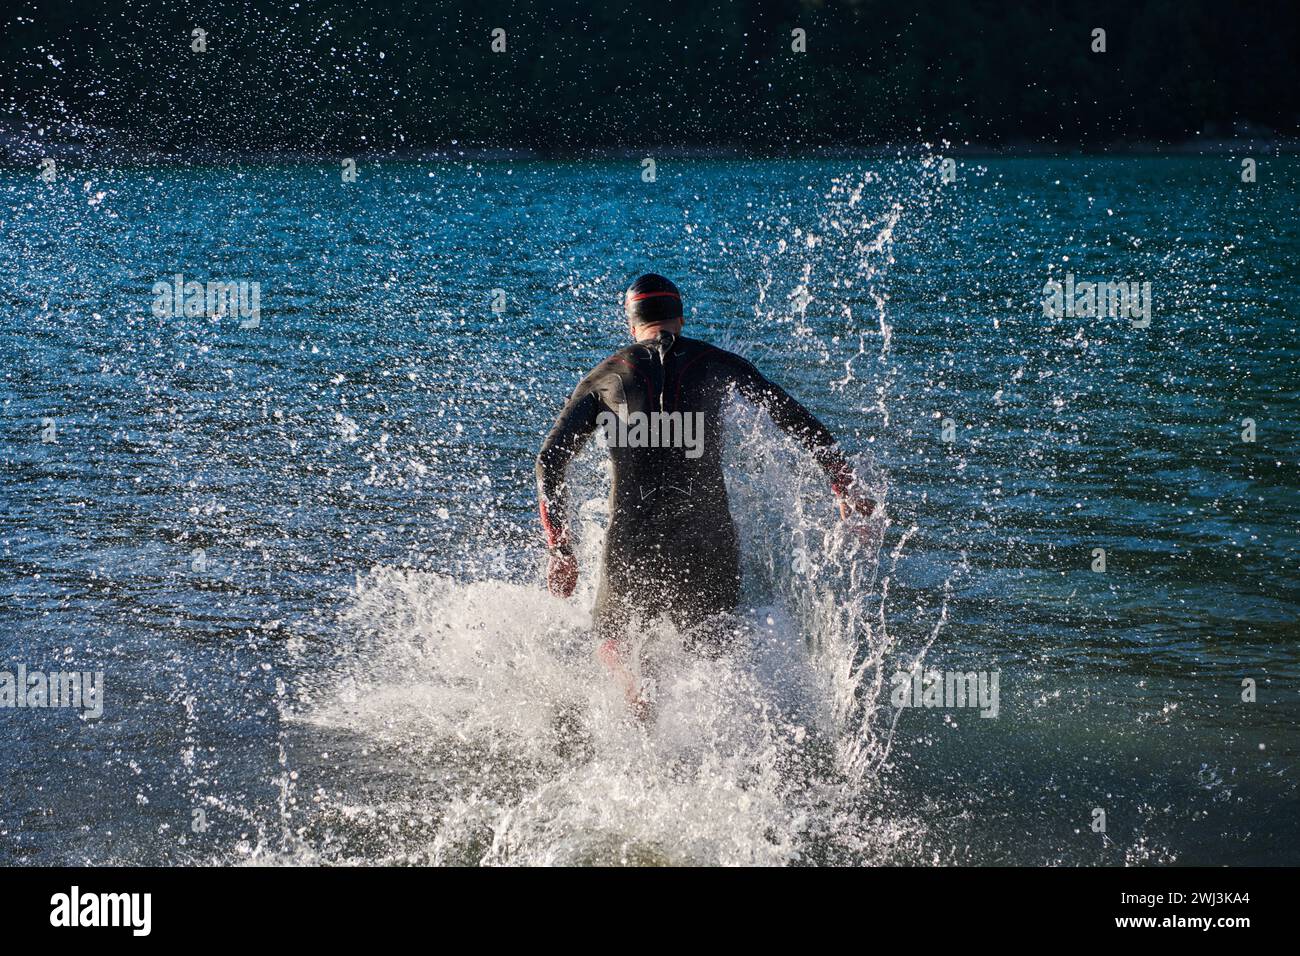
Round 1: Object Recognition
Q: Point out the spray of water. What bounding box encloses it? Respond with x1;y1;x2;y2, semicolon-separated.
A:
254;166;956;866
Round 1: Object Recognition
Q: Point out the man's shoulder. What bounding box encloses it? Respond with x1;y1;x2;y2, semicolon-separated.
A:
583;336;754;376
587;337;691;370
572;348;637;391
585;346;639;375
678;336;758;374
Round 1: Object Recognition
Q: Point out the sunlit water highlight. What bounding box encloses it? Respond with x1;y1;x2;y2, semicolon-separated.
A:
1;157;1296;865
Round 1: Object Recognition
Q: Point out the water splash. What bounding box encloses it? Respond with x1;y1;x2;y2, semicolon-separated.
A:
242;167;958;866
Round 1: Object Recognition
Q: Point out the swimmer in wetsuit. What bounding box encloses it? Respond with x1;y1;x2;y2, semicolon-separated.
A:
536;274;875;709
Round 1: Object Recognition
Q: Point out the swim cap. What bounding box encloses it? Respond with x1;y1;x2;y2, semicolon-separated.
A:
624;273;683;326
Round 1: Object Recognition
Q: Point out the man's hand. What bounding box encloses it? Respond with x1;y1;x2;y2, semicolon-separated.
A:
547;551;578;597
835;485;880;546
836;486;876;521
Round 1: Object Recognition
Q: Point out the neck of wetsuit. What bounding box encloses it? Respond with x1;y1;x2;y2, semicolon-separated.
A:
644;331;675;411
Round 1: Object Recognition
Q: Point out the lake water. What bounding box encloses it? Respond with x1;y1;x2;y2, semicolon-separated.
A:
1;156;1296;865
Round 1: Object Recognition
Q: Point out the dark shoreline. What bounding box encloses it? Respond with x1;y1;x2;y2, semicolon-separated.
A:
2;138;1297;170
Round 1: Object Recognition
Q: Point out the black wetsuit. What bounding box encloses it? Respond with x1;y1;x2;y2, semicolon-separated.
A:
537;331;853;643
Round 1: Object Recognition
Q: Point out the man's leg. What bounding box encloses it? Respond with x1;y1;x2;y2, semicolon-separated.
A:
671;531;743;658
592;578;653;720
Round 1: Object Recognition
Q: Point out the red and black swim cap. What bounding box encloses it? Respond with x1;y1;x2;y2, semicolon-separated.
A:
624;273;683;326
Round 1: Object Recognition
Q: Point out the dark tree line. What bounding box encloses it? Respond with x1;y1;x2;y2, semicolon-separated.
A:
1;0;1296;156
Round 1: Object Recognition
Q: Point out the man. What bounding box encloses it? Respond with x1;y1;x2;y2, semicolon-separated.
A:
536;274;875;708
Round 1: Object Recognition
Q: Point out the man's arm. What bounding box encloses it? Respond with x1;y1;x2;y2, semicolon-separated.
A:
536;378;601;593
728;354;875;517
